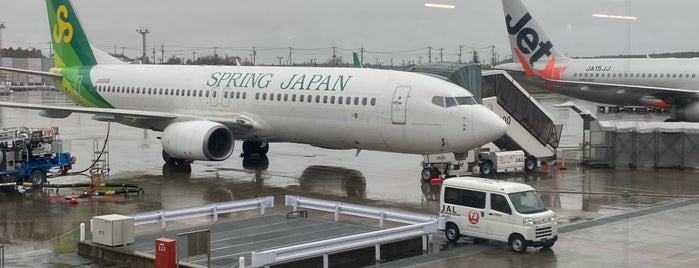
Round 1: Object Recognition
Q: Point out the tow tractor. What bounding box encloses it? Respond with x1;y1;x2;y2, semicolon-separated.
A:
0;127;74;187
420;148;530;184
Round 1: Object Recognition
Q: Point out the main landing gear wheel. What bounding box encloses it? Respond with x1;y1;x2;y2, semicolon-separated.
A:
524;156;537;172
242;141;269;157
162;150;187;166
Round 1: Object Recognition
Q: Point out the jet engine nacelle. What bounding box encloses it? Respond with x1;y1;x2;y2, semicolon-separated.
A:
673;102;699;122
161;121;234;161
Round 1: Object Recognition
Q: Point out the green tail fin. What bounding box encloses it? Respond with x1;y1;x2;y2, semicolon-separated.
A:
352;52;363;68
46;0;97;67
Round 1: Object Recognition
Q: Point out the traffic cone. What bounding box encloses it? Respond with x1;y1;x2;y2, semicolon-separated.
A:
70;192;77;204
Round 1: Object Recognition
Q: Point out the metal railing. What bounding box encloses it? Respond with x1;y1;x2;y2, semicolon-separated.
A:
250;195;443;268
129;196;274;230
285;195;441;227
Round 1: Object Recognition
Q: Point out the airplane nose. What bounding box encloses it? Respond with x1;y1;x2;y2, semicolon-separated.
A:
473;106;507;143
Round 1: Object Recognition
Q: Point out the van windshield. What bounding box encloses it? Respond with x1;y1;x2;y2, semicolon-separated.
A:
508;190;547;214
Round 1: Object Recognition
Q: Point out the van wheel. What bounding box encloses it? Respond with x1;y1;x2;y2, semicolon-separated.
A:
480;161;493;176
524;156;537;172
445;223;461;243
509;234;528;253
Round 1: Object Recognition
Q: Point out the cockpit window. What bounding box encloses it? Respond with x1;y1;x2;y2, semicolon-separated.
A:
445;97;458;107
456;96;477;105
433;96;477;108
432;96;445;107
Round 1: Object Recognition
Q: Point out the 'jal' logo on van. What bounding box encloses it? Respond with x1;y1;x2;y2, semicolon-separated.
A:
441;204;458;215
468;210;480;224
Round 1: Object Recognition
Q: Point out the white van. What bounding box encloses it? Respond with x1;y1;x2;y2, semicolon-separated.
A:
439;177;558;253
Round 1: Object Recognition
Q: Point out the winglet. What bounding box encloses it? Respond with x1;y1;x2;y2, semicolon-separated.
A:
502;0;568;77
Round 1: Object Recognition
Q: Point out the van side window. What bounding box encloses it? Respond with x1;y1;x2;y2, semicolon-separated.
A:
444;187;485;209
491;194;512;215
461;190;485;209
444;188;460;204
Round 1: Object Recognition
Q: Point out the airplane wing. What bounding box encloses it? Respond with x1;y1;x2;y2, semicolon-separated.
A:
0;101;256;132
0;101;177;120
0;66;63;78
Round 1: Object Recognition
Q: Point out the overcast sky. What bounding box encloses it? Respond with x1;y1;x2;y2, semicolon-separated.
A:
2;0;698;65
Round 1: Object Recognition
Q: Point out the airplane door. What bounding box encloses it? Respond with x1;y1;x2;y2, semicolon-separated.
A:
221;87;231;107
391;86;411;125
210;87;220;107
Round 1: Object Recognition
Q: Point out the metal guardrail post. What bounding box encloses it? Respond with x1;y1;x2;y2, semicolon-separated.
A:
160;211;167;230
422;235;428;252
379;212;385;228
212;207;218;222
333;204;339;222
80;223;85;242
375;244;381;264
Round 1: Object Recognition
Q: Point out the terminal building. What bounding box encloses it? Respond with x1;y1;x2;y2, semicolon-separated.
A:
0;48;54;86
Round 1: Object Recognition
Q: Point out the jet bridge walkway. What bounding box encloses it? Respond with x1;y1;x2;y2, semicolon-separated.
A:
409;64;561;169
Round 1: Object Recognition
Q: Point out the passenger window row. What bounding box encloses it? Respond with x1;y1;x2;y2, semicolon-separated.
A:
254;92;376;106
94;85;376;106
574;72;698;79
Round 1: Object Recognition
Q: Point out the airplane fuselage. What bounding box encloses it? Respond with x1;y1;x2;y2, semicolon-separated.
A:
502;57;699;106
560;58;699;89
54;64;504;155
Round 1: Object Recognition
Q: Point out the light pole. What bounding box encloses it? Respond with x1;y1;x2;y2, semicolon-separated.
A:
136;27;150;63
0;22;6;58
0;22;6;83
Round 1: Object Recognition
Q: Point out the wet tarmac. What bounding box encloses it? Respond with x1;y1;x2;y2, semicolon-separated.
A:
1;91;698;267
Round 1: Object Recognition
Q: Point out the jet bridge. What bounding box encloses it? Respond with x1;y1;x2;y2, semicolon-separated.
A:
410;64;561;173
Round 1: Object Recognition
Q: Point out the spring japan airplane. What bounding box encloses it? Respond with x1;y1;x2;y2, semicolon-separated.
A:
497;0;699;122
0;0;507;172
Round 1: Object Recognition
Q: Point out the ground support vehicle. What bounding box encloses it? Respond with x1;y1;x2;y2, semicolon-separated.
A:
0;127;74;187
474;149;530;176
439;177;558;253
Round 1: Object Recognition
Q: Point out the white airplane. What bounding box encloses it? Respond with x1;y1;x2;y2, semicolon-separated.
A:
0;0;506;178
497;0;699;122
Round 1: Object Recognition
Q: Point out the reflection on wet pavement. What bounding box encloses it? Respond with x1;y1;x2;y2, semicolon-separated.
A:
1;91;698;267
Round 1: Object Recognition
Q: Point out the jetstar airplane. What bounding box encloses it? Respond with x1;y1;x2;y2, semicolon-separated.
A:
497;0;699;122
0;0;506;177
